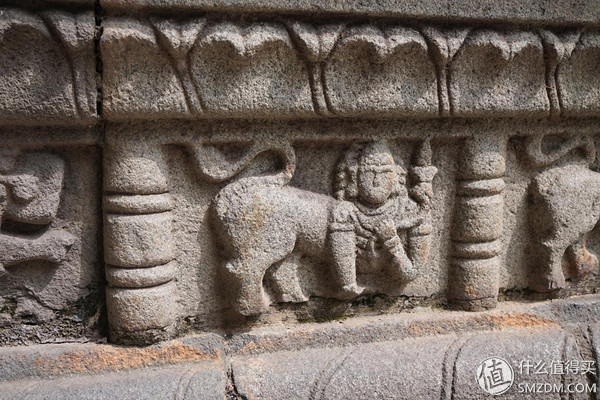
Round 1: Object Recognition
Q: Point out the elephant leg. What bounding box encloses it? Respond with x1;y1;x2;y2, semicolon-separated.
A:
266;253;309;303
565;232;598;279
529;241;566;293
224;235;296;316
225;257;271;316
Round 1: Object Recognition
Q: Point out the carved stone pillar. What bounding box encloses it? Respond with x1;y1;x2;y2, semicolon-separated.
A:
450;134;506;311
104;136;177;344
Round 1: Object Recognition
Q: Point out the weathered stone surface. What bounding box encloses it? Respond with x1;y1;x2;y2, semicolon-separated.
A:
0;363;226;400
0;128;101;345
232;327;586;400
323;25;438;116
2;297;600;399
94;116;600;344
528;164;600;292
190;21;314;116
5;4;600;400
100;0;600;27
0;8;97;125
101;18;190;120
0;334;224;382
449;30;549;116
588;321;600;389
558;31;600;116
226;297;600;398
2;0;600;376
212;139;436;315
101;18;600;119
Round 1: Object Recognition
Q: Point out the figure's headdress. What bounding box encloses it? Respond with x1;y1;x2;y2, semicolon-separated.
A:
334;140;406;201
359;141;396;168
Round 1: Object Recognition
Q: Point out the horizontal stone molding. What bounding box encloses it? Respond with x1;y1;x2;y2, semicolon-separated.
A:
105;261;177;287
0;126;99;145
105;118;600;143
100;0;600;28
103;193;174;214
3;296;600;398
101;18;600;120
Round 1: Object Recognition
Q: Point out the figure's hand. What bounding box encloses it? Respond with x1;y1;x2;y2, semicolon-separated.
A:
411;166;438;183
376;218;397;242
410;182;434;205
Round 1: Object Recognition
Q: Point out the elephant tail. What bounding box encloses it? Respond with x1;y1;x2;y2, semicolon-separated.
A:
189;141;296;186
523;134;596;168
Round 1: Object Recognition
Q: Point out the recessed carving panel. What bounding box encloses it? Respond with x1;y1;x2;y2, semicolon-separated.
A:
102;120;600;344
0;133;101;345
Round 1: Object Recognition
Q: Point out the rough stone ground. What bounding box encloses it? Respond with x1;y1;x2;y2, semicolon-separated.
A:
2;295;600;399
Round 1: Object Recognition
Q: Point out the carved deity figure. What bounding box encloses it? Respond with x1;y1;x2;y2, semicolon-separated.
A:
211;140;436;315
330;141;436;298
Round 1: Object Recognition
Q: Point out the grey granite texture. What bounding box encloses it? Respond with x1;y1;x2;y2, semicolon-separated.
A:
100;18;600;119
0;363;226;400
0;8;97;125
212;139;436;315
2;296;600;399
100;0;600;27
0;4;100;345
0;128;101;346
231;328;584;400
1;0;600;353
99;117;600;344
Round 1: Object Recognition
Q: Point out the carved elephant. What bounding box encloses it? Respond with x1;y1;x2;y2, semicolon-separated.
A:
528;163;600;293
0;151;74;273
213;176;338;315
208;141;435;316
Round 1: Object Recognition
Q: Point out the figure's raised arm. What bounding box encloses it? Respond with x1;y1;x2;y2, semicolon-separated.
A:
396;139;437;229
393;139;438;281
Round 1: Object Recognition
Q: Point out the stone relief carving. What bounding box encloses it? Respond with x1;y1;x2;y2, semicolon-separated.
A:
104;139;177;344
95;11;600;346
449;30;549;116
102;120;600;345
286;21;343;115
0;150;74;274
522;134;600;294
1;0;600;369
208;139;436;315
421;27;469;116
0;8;96;124
102;18;600;119
321;25;438;115
449;134;506;310
543;30;600;116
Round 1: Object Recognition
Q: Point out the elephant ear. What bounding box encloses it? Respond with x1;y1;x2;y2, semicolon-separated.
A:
523;134;596;168
188;141;296;184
